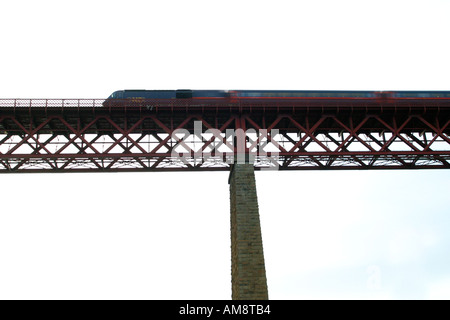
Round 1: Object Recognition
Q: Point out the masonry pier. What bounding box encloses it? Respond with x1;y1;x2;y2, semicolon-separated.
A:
229;163;269;300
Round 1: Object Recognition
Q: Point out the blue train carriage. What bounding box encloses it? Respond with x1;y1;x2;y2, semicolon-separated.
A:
232;90;378;99
389;91;450;98
232;90;450;99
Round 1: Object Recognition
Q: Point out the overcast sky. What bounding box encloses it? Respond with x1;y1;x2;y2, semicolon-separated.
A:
1;0;450;300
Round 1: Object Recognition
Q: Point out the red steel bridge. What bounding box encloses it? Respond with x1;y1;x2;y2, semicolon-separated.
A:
0;97;449;172
2;93;450;300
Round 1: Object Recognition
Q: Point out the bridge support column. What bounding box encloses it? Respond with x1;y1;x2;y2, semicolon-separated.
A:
229;163;268;300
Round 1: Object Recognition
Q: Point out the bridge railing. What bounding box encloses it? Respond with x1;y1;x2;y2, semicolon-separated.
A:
0;98;449;111
0;99;106;109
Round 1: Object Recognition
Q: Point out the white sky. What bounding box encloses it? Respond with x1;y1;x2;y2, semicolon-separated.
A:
0;0;450;299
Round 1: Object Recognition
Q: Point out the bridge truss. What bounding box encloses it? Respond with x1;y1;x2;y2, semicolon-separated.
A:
0;98;449;172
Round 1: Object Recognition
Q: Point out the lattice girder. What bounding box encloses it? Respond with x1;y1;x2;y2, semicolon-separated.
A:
1;100;449;172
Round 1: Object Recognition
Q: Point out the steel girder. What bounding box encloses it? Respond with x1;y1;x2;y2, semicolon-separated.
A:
0;98;449;172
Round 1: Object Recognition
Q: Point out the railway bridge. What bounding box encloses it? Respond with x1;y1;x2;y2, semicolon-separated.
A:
1;96;449;299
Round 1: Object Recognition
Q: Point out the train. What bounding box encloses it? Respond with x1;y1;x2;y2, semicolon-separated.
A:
103;89;450;107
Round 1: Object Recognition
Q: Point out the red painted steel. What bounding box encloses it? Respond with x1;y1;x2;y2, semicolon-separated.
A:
0;98;449;172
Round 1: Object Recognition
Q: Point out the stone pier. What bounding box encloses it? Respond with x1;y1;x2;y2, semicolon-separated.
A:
229;163;268;300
